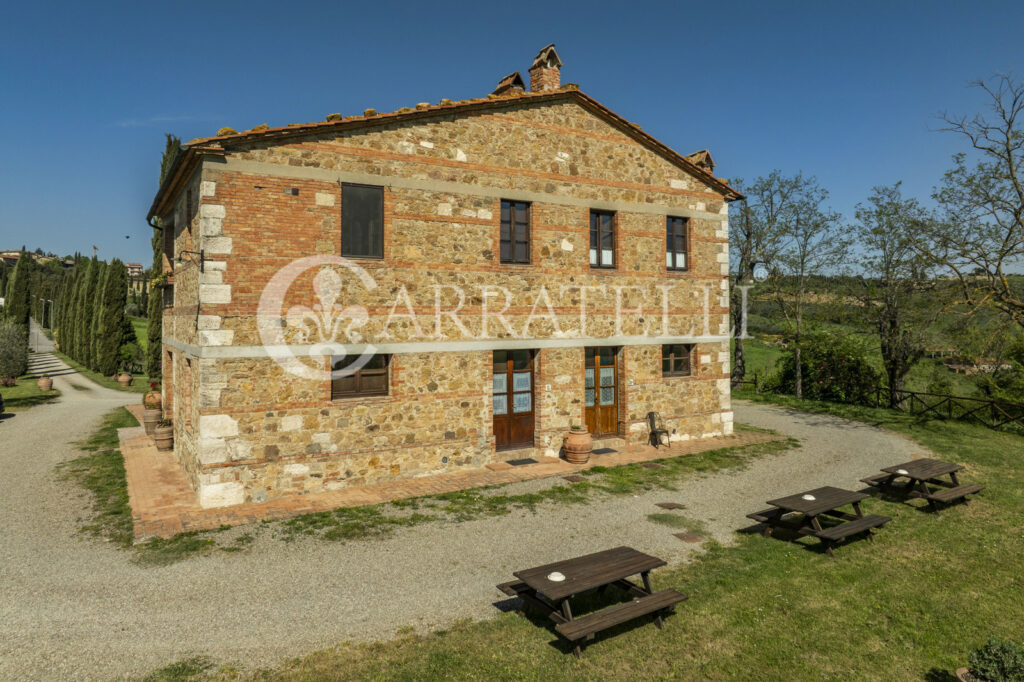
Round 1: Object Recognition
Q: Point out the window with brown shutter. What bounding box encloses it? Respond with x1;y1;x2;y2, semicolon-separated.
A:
500;200;530;264
331;354;390;398
590;210;615;268
666;216;688;271
662;344;694;377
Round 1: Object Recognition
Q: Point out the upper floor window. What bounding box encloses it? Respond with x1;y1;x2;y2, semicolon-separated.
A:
331;353;390;398
341;183;383;259
500;200;531;264
662;344;694;377
667;217;688;271
590;210;615;268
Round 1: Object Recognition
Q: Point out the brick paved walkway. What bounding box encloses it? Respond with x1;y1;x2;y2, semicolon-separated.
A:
120;404;781;541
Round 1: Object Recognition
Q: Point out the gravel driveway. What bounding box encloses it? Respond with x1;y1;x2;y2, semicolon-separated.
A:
0;332;926;680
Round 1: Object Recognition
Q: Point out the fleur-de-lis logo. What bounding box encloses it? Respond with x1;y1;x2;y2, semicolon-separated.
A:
285;268;369;356
258;255;378;381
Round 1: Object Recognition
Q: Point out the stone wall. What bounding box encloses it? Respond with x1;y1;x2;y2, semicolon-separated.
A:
159;96;735;507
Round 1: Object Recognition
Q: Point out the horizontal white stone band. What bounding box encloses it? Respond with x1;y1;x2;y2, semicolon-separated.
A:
162;334;730;359
209;158;728;223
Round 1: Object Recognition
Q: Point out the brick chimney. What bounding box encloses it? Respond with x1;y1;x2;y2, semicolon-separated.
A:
528;44;563;93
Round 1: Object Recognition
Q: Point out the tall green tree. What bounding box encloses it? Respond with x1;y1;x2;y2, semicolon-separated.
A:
767;175;848;399
4;253;31;326
60;266;81;354
88;260;108;370
146;133;180;380
94;259;127;375
852;183;936;406
74;259;99;364
728;172;800;386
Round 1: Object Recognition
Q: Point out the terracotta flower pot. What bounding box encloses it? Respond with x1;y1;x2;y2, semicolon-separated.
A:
117;373;132;387
143;408;163;436
154;424;174;452
563;429;593;464
143;391;162;411
36;376;53;391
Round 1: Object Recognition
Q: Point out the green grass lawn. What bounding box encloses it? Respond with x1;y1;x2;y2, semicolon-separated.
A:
0;374;60;411
53;350;151;393
156;398;1023;682
130;316;148;352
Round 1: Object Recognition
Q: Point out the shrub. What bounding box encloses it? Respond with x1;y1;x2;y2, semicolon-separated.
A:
0;319;28;381
766;332;880;404
968;637;1024;681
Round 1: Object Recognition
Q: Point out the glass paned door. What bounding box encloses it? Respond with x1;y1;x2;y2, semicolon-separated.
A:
493;350;535;450
584;347;619;436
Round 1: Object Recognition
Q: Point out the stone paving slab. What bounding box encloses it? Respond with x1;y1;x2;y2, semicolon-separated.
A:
120;402;781;541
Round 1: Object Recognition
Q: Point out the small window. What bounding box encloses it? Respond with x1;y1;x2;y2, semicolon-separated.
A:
590;210;615;268
500;200;530;264
331;353;389;398
666;217;688;271
341;183;384;259
662;344;694;377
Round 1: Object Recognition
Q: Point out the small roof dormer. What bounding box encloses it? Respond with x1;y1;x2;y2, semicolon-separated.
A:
492;71;526;96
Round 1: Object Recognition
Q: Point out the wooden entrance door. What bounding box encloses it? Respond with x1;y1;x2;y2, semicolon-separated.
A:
585;347;618;436
493;350;535;450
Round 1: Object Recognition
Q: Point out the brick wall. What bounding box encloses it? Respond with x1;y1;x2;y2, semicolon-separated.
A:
160;97;734;507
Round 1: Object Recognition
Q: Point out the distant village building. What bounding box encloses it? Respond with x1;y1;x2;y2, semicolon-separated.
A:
148;46;741;508
125;262;148;296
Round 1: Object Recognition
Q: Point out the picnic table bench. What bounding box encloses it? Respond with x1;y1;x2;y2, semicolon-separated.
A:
747;486;891;557
498;546;686;657
861;458;984;510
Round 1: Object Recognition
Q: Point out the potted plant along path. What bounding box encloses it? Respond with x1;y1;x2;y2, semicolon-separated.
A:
117;362;133;387
563;424;593;464
142;382;162;436
36;374;53;391
956;637;1024;681
154;419;174;452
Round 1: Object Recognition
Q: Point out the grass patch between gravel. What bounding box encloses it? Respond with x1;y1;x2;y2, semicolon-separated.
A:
169;399;1024;681
53;349;152;393
271;436;794;542
0;373;60;411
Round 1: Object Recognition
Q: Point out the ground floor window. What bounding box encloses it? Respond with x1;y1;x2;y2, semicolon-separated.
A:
662;344;694;377
331;354;389;398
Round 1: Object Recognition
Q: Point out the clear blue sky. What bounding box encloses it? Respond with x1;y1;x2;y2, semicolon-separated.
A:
1;0;1021;264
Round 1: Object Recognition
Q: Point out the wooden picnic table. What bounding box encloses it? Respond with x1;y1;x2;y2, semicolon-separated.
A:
862;457;984;510
748;486;891;557
497;546;687;657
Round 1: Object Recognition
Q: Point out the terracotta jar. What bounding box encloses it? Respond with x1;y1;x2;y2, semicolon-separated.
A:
36;376;53;391
563;429;593;464
154;423;174;451
143;408;163;436
117;373;132;387
143;390;162;411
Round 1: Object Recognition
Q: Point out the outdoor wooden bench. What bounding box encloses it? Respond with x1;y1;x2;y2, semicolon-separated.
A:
500;546;685;657
813;514;891;542
863;458;984;510
753;486;889;557
554;589;687;642
927;483;984;504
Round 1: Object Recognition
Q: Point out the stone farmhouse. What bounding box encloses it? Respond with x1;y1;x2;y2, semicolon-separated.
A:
147;45;742;508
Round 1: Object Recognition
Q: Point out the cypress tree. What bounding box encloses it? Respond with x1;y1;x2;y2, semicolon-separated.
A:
89;260;107;370
62;267;82;356
145;133;178;381
4;253;31;326
75;259;99;365
94;260;126;376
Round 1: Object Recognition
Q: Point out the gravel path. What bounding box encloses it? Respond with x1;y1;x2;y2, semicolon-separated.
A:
0;331;927;680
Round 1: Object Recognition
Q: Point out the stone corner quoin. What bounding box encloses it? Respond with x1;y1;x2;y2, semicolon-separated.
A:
151;51;736;509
